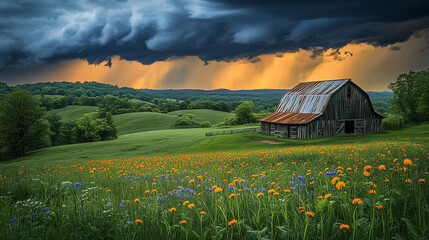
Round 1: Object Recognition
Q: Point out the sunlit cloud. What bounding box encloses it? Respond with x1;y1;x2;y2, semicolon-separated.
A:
1;29;428;91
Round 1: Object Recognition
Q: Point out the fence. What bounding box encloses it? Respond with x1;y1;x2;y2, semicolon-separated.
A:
171;125;201;129
205;127;260;136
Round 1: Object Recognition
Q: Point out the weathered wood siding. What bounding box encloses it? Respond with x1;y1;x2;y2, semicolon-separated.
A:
260;82;383;139
315;81;382;137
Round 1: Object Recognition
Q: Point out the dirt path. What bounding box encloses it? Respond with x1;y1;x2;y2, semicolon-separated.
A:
260;140;284;145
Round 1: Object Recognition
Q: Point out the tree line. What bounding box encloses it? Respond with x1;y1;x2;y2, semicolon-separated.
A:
0;91;117;161
0;81;393;116
383;69;429;129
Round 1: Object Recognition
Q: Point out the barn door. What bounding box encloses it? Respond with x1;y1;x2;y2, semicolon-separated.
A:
270;124;275;134
355;120;365;134
335;121;345;135
290;126;298;139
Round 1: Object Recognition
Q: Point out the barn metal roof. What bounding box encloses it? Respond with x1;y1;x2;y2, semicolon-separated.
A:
259;79;350;124
258;112;321;124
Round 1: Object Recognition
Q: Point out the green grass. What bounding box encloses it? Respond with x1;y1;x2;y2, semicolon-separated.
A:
0;124;428;239
167;109;235;124
0;126;257;168
48;106;98;121
113;112;177;135
113;109;234;135
2;124;428;168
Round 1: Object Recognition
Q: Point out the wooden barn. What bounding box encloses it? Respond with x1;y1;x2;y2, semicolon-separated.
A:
258;79;384;139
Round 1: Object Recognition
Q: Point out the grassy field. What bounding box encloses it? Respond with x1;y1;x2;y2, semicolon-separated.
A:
1;124;428;168
0;125;428;239
114;109;234;135
113;112;177;135
49;106;234;135
48;106;98;121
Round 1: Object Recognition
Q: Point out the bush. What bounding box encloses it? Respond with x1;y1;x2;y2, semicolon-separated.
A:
172;114;201;127
213;117;239;127
382;114;405;130
200;121;211;128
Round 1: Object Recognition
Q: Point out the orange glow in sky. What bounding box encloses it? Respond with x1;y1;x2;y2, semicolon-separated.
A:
2;30;428;91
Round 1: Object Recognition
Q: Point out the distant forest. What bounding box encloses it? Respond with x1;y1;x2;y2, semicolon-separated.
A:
143;88;393;115
0;81;393;115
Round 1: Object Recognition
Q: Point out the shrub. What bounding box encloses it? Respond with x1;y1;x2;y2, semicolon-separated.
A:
382;114;405;130
200;121;211;128
172;114;201;127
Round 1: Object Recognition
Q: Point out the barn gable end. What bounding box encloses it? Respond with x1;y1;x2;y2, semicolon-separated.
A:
259;79;383;139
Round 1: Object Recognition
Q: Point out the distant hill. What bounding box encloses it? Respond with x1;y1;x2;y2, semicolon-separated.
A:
141;88;289;96
48;106;98;121
143;89;393;115
113;109;234;135
4;81;153;101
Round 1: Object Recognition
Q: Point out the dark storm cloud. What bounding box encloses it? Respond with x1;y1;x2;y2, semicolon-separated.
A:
0;0;429;69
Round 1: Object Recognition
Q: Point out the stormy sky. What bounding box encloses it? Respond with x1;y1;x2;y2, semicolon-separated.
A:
1;0;429;90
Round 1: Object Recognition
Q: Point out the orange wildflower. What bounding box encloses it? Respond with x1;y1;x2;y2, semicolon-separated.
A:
256;193;264;197
364;165;372;171
183;201;190;206
336;181;346;190
352;198;362;204
331;177;339;184
228;220;237;226
376;205;383;209
405;179;412;183
188;204;195;209
305;211;314;217
200;211;207;215
179;220;187;224
340;224;350;230
369;190;376;194
134;198;140;203
363;171;370;177
324;193;332;199
168;207;176;212
378;165;386;171
229;193;236;199
419;179;425;183
135;219;143;224
403;159;412;165
284;189;291;193
214;188;223;193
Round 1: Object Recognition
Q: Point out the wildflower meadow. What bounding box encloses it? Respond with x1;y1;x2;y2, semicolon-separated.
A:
1;139;428;239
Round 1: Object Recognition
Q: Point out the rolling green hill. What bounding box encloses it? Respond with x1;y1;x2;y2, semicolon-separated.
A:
48;106;98;121
113;112;177;135
113;109;234;135
47;107;234;135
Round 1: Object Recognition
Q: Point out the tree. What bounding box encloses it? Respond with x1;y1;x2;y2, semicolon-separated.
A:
46;112;63;146
389;69;429;123
0;90;50;158
75;110;117;142
235;101;257;124
172;114;201;126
